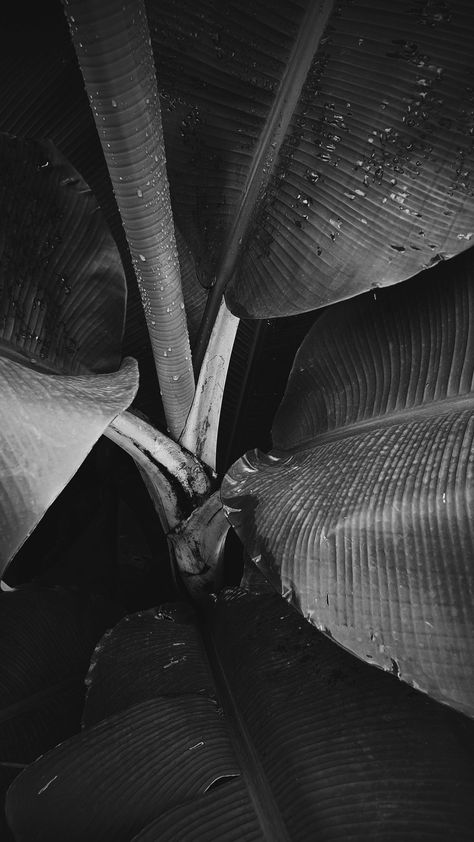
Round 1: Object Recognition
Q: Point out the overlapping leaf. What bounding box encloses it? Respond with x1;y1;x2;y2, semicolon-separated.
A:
222;249;474;715
2;2;474;349
5;606;269;842
0;585;119;838
0;133;126;374
211;589;474;840
0;356;138;575
145;0;474;318
7;594;474;840
82;604;215;727
0;134;138;574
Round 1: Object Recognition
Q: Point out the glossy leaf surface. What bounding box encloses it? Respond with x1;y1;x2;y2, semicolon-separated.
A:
224;0;474;317
6;605;270;842
0;133;126;374
7;594;474;840
144;0;474;319
211;589;474;840
3;4;474;331
222;251;474;714
0;356;138;575
0;133;137;573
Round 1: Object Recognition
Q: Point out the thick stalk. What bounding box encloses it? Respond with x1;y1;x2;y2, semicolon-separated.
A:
168;491;230;602
106;410;210;509
62;0;194;438
180;299;239;472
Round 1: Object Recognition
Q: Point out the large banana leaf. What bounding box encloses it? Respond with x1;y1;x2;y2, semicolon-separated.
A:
0;356;138;575
146;0;474;320
222;248;474;716
0;585;119;840
0;134;138;574
0;133;125;375
3;3;474;332
6;593;474;840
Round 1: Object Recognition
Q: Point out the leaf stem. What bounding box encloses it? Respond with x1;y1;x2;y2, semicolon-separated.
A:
62;0;195;438
180;299;239;472
106;410;210;514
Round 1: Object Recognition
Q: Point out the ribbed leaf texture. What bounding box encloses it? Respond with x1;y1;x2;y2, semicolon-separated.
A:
0;133;126;374
82;603;215;727
144;0;474;317
130;780;263;842
0;356;138;574
6;605;268;842
7;594;474;840
3;2;474;328
210;589;474;841
224;0;474;316
0;132;138;574
0;22;205;422
0;585;119;840
222;248;474;715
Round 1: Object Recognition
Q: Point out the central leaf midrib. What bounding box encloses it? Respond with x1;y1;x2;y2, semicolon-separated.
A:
201;619;292;842
194;0;336;369
275;390;474;454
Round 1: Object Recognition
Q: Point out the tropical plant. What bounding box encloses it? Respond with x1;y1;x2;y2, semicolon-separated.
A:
1;0;474;838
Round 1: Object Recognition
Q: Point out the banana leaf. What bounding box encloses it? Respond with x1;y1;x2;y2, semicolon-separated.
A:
3;3;474;328
222;247;474;715
146;0;474;318
0;134;138;575
0;585;120;839
6;593;474;840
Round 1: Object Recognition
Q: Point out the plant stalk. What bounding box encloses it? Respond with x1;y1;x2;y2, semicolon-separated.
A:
62;0;195;439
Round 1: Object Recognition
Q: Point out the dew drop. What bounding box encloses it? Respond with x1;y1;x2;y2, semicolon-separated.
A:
137;188;143;198
111;99;118;108
139;254;146;262
305;169;321;184
172;374;180;381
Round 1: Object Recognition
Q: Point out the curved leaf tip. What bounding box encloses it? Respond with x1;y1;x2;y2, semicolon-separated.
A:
222;254;474;716
0;356;138;576
0;133;127;375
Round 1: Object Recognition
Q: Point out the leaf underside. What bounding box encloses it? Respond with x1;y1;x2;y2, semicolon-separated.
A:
0;356;138;574
0;133;126;375
222;249;474;716
7;593;474;840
